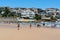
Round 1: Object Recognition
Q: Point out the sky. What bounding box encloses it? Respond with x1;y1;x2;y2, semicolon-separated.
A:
0;0;60;9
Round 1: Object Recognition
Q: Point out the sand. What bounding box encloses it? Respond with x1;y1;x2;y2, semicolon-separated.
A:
0;23;60;40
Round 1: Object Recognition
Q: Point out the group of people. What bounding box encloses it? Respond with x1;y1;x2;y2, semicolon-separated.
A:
17;23;41;30
17;22;57;30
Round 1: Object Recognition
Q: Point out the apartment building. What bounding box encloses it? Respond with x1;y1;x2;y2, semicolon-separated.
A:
21;8;35;19
45;8;59;17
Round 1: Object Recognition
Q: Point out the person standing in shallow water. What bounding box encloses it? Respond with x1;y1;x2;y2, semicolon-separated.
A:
17;23;20;30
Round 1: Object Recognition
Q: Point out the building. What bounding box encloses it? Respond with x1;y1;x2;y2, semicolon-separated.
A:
40;11;51;20
21;8;35;19
46;8;59;17
56;10;60;19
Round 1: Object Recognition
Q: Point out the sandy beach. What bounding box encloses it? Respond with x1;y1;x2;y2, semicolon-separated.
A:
0;23;60;40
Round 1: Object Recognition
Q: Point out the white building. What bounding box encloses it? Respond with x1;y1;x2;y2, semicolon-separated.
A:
10;8;21;13
21;9;35;19
46;8;59;17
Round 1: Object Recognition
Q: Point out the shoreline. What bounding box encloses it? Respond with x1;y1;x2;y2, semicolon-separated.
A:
0;23;60;29
0;27;60;40
0;23;60;40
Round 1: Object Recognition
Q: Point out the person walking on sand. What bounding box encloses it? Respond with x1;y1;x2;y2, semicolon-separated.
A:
37;24;40;28
30;23;32;29
17;23;20;30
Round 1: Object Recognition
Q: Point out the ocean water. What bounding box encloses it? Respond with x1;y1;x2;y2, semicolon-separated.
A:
0;22;60;28
20;22;60;28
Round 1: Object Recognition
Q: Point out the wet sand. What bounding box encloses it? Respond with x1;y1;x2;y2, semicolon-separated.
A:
0;23;60;40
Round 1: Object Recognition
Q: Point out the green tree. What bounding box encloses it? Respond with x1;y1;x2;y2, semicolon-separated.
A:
0;10;2;14
8;13;15;17
34;14;39;20
50;16;57;21
2;7;10;17
34;14;41;20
